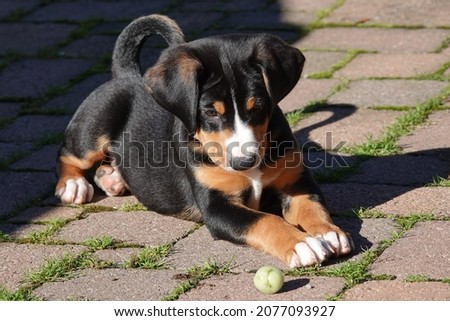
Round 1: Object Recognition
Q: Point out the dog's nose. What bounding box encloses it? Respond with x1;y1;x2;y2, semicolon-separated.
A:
230;154;257;171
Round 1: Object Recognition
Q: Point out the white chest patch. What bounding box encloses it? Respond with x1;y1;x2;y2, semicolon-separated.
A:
246;170;263;210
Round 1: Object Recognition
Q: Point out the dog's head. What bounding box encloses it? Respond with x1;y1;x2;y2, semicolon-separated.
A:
145;34;304;171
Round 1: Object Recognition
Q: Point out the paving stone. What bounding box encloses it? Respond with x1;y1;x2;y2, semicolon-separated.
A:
0;171;56;219
398;110;450;160
328;80;447;108
330;217;399;264
0;223;46;239
33;268;178;300
162;12;223;36
294;28;450;53
325;0;450;28
302;51;347;78
168;226;285;272
44;73;110;113
370;221;450;279
346;155;450;186
0;115;71;142
0;243;85;291
10;144;59;171
279;79;341;112
221;11;297;31
94;248;140;266
25;1;169;22
89;194;142;209
0;102;21;118
180;274;346;301
320;183;411;215
0;142;33;164
343;280;450;300
274;0;336;13
334;53;450;79
8;206;82;223
54;211;197;246
0;58;94;98
304;151;357;174
0;0;40;19
372;187;450;218
175;0;266;12
59;35;117;58
0;23;76;55
293;107;401;149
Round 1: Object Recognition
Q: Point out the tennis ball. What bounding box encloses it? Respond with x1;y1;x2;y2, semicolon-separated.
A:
254;266;284;294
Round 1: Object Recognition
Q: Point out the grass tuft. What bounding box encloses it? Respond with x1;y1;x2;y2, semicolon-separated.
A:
0;287;40;301
126;244;172;269
426;175;450;187
285;100;327;127
162;259;232;301
83;236;116;250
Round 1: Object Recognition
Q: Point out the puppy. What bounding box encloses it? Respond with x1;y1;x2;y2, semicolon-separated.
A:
56;15;353;267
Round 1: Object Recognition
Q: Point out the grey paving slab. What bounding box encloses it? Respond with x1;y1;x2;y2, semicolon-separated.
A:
0;23;76;56
279;79;341;112
25;1;169;22
33;268;178;300
398;110;450;160
0;142;33;164
0;115;71;142
372;187;450;218
320;183;411;215
294;28;450;53
325;0;450;28
274;0;336;13
179;274;346;301
370;221;450;279
0;223;46;239
54;211;197;246
59;35;117;58
343;280;450;300
166;12;224;35
8;206;82;223
44;73;110;113
10;144;59;171
94;248;140;266
0;171;56;219
220;11;298;31
302;51;347;78
0;58;94;98
175;0;266;12
0;1;39;18
168;226;285;272
346;155;450;186
88;195;142;209
0;243;86;291
334;53;450;79
293;107;402;149
0;103;21;118
328;80;447;108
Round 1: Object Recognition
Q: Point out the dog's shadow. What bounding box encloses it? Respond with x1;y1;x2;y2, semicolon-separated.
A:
290;103;450;261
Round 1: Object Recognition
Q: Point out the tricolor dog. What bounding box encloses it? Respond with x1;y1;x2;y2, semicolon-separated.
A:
55;15;353;267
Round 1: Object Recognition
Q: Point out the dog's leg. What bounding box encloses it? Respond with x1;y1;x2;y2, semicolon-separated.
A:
55;136;109;204
94;162;129;197
279;170;353;257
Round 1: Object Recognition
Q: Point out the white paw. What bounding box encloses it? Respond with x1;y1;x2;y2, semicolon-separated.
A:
318;231;354;256
289;237;334;268
55;177;94;204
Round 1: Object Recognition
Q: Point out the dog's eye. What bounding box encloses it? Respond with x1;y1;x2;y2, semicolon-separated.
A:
204;109;218;117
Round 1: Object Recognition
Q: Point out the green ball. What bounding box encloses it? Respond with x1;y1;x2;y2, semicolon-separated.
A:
254;266;284;294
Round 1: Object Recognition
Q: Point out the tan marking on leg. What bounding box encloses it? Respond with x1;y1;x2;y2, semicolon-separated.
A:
245;214;307;264
262;149;304;189
194;165;251;196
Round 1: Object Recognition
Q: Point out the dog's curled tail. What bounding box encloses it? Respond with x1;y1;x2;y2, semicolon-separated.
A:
112;14;185;78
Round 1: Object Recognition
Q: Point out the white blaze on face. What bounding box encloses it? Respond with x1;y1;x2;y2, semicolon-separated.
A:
225;90;259;166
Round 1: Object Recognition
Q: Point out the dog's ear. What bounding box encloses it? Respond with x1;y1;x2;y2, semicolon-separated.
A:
145;47;202;133
254;36;305;104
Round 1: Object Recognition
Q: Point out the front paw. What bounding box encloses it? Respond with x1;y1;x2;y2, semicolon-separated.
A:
316;231;354;257
55;177;94;204
289;237;335;268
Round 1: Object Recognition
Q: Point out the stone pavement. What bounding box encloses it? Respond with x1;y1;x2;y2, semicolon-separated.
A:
0;0;449;301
